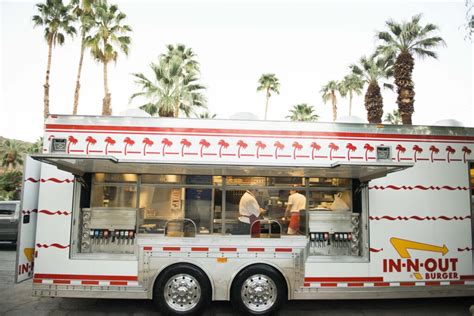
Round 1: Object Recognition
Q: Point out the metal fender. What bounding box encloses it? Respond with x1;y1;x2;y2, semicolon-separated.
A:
227;260;292;300
147;258;216;300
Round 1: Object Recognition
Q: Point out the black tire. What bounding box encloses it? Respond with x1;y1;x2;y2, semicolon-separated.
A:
153;263;211;315
230;264;287;315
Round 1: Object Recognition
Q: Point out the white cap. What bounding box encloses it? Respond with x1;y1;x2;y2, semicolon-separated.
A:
229;112;260;120
432;119;464;127
335;115;367;124
117;108;151;117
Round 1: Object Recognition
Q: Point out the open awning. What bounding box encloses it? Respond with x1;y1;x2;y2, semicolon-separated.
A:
31;154;413;182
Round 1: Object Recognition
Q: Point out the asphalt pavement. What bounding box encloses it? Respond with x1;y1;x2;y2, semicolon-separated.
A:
0;242;473;315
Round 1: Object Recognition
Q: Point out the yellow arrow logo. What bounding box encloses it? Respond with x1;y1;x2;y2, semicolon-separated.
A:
390;238;448;258
24;248;34;262
390;238;449;280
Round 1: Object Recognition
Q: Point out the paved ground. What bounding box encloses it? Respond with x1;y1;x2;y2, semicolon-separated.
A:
0;242;473;315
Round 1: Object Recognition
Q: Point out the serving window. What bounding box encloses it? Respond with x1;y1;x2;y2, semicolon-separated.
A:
73;172;365;257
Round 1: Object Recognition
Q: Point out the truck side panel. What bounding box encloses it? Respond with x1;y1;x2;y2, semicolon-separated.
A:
16;156;41;283
33;163;139;289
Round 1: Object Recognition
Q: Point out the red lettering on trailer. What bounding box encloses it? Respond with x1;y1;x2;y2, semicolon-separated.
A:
425;258;437;272
18;263;30;275
425;272;458;280
384;258;457;273
406;259;419;272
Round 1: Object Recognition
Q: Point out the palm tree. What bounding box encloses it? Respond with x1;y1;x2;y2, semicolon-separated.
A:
1;140;24;170
383;109;402;125
32;0;76;119
286;104;319;122
376;14;445;124
85;1;131;116
71;0;96;115
320;80;341;121
27;137;44;153
339;74;364;116
350;55;394;124
257;74;280;120
131;44;206;118
196;111;216;119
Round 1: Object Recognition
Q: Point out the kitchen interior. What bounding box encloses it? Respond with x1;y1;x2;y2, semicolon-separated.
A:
74;173;364;258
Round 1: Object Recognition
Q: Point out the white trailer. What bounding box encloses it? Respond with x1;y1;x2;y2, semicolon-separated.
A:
16;115;474;315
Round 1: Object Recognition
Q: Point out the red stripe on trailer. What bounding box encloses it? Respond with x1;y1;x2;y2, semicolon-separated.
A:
374;282;390;287
400;282;416;286
460;275;474;280
191;247;209;252
45;123;474;142
33;279;42;284
304;277;383;282
219;247;237;252
110;281;128;286
163;247;181;251
247;248;265;252
320;283;338;287
143;246;152;251
347;283;364;287
81;280;99;285
34;273;138;281
275;248;292;252
53;280;70;284
425;281;441;286
450;281;465;285
303;283;310;287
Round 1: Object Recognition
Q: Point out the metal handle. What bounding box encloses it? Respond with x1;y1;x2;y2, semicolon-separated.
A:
164;218;197;237
250;219;282;238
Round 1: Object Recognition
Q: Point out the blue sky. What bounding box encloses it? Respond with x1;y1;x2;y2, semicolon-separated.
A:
0;0;472;141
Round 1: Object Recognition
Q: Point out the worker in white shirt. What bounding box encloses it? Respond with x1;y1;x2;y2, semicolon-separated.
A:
285;189;306;235
238;189;265;235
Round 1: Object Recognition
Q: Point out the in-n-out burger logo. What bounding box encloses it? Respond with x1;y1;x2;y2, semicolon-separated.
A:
383;238;458;280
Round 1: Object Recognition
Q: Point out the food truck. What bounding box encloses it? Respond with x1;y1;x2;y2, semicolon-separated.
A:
16;115;474;315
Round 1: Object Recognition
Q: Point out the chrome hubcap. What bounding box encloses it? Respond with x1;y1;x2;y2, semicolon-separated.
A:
241;274;277;312
164;274;201;312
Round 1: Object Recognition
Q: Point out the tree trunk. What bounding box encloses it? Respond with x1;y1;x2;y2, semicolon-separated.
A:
174;99;180;118
394;51;415;125
264;89;270;120
43;37;53;119
365;82;384;124
349;90;353;116
73;34;86;115
331;91;337;121
102;60;111;116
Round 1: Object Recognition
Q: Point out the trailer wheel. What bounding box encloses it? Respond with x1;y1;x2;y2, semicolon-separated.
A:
231;264;286;315
153;264;211;315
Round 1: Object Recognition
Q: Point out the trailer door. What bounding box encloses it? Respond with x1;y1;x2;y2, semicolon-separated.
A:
15;156;42;283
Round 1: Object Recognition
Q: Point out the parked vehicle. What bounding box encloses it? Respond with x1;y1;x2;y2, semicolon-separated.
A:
16;115;474;315
0;201;20;243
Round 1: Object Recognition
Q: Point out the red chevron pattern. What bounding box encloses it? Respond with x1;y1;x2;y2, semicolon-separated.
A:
26;177;74;183
370;248;384;252
39;210;71;216
369;215;471;221
369;185;468;191
457;247;473;252
36;243;70;249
